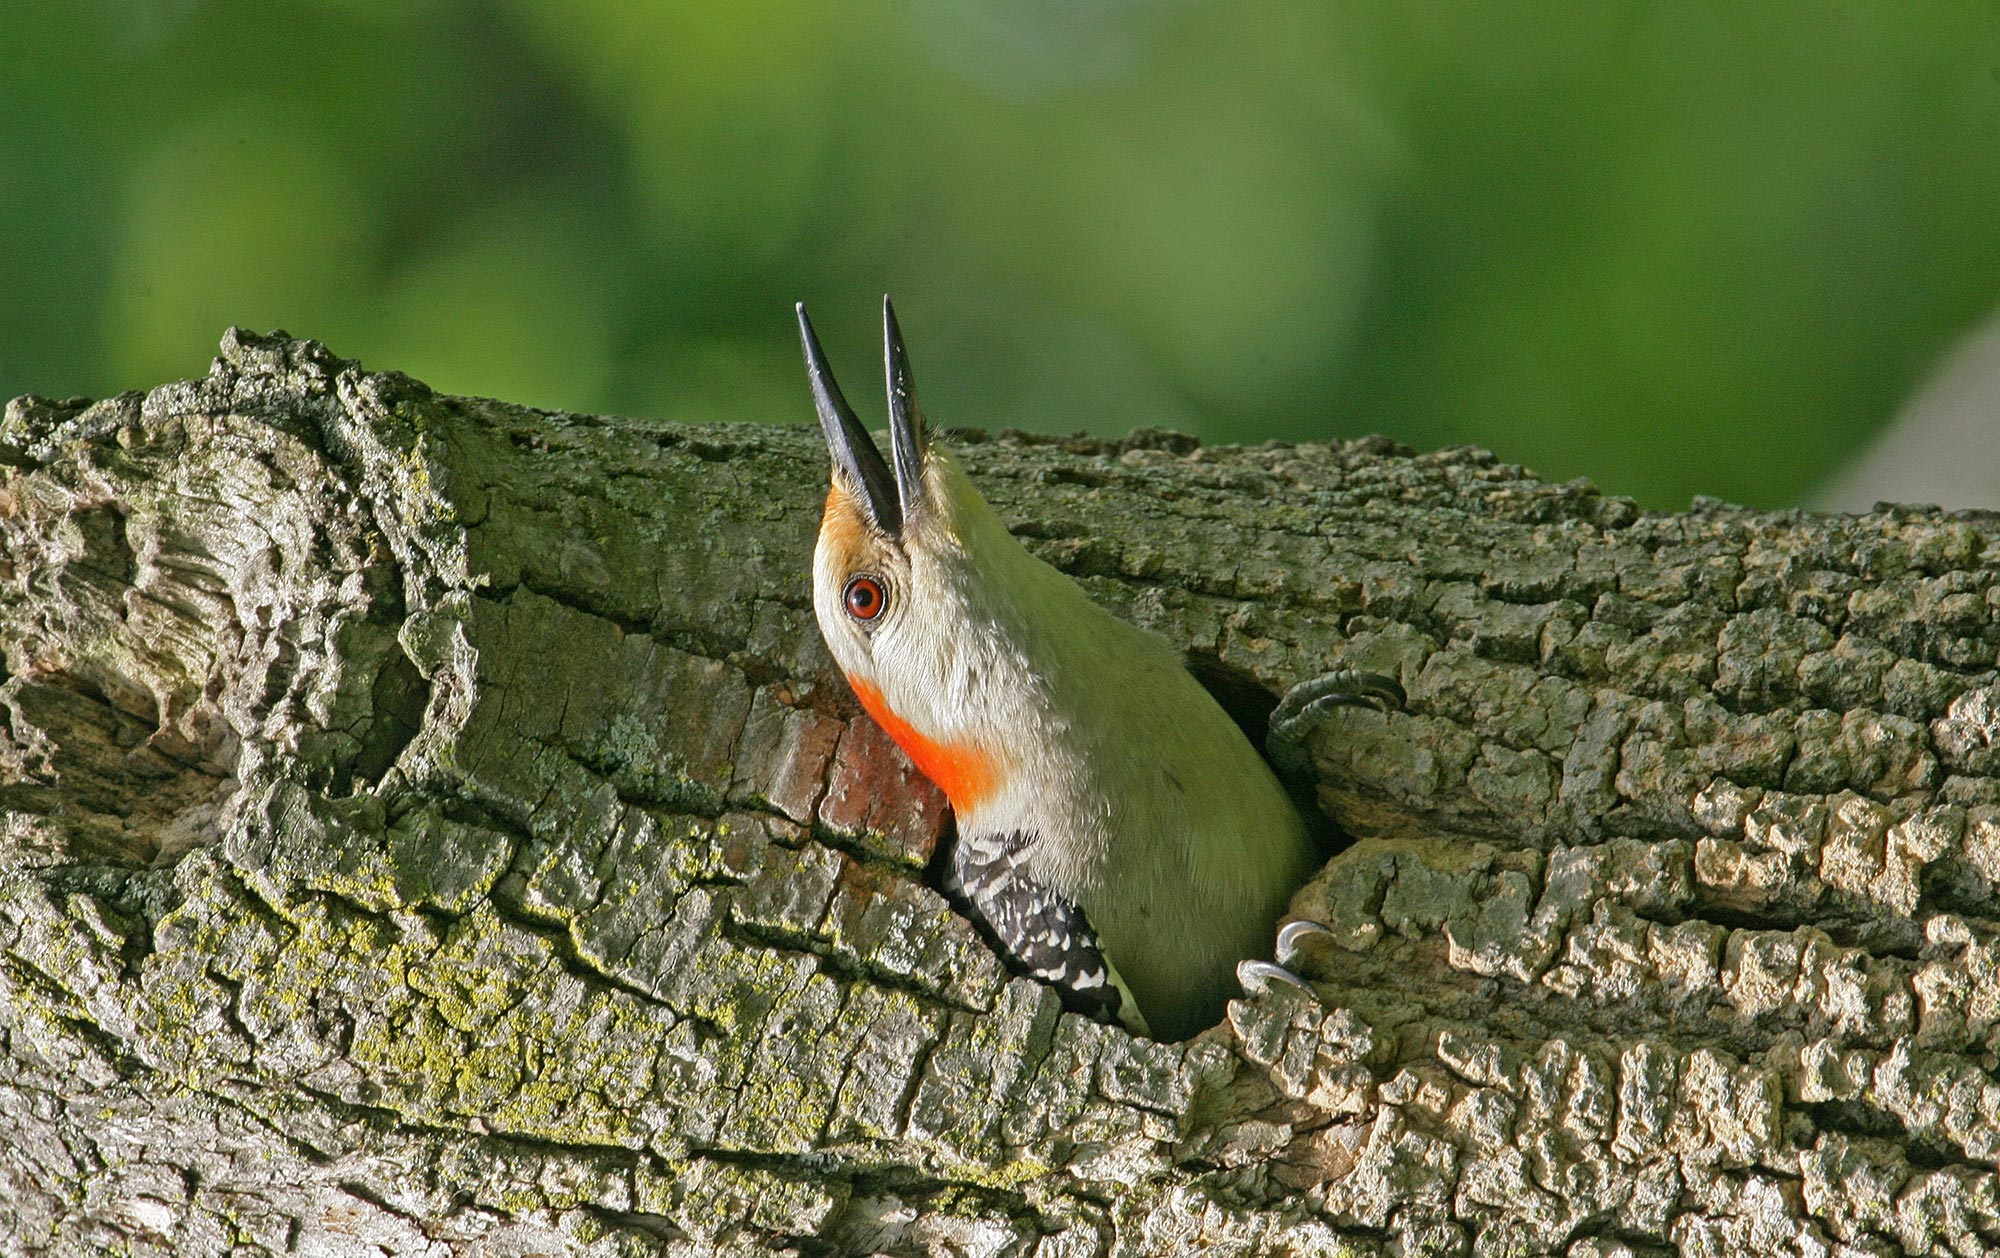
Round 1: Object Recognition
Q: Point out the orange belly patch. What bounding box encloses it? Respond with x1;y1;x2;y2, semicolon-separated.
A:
846;675;997;812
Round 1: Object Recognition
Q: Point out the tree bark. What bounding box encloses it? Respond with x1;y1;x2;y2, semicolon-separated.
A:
3;331;1999;1256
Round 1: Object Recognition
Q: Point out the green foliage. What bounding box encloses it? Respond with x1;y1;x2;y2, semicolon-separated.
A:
5;0;1997;507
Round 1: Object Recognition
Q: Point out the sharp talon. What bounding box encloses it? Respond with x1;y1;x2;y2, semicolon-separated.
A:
1268;669;1400;781
1272;669;1405;729
1275;919;1334;967
1313;673;1404;713
1237;959;1313;998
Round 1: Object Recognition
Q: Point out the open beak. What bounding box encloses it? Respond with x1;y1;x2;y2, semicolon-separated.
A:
797;302;902;535
796;297;934;533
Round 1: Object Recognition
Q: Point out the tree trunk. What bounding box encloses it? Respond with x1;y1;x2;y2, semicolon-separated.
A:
3;331;1998;1257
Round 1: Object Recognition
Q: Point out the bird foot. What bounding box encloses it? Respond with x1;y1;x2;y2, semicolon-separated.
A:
1235;918;1336;999
1267;667;1405;780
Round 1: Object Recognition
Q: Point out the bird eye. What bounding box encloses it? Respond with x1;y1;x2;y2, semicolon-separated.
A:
843;574;887;622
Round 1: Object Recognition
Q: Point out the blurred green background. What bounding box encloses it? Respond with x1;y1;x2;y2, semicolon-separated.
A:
5;2;1998;509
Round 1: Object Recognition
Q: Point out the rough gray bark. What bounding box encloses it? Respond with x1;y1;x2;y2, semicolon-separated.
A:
3;331;1998;1257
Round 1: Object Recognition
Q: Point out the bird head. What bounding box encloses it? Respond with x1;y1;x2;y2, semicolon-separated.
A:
796;297;1018;814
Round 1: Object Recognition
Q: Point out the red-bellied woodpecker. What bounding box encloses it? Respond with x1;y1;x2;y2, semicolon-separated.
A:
796;297;1402;1040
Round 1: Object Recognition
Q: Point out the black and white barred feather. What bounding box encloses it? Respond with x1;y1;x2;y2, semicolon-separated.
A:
944;828;1128;1028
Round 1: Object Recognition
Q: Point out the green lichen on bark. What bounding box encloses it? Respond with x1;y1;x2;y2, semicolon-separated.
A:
2;331;1999;1255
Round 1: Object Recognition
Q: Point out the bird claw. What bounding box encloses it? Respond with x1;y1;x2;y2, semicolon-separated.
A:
1275;918;1335;966
1236;959;1313;997
1272;667;1405;729
1237;919;1337;999
1268;667;1405;779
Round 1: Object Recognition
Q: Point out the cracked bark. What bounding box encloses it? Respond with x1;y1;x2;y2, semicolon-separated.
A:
4;331;2000;1257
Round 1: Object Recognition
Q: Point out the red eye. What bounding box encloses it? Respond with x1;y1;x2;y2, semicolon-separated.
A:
844;575;887;621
